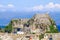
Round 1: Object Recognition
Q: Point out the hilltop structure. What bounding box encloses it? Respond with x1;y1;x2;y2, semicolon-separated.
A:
10;13;57;34
0;13;58;40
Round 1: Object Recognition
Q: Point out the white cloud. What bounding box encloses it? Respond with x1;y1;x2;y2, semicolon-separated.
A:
0;2;60;12
0;4;16;12
7;4;14;8
32;5;44;11
55;4;60;8
25;2;60;12
45;2;55;9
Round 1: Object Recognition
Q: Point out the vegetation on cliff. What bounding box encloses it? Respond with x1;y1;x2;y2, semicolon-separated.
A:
39;34;44;40
4;21;13;33
46;18;58;33
0;13;59;33
46;25;58;33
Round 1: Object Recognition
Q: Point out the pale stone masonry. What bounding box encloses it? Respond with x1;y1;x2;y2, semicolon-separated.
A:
41;33;60;40
11;13;56;34
0;33;39;40
0;13;57;40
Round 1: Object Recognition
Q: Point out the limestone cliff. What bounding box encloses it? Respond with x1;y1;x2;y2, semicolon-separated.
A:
8;13;58;34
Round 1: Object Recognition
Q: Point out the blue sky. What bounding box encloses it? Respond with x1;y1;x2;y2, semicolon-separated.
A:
0;0;60;26
0;0;60;11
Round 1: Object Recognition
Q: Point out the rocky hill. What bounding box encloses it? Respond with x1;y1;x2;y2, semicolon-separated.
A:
4;13;58;34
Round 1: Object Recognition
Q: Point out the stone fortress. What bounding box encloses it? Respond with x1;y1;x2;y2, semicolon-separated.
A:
0;13;59;40
12;13;55;34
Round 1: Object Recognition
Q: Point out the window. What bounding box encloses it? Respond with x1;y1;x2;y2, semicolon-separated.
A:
24;24;29;27
17;28;21;31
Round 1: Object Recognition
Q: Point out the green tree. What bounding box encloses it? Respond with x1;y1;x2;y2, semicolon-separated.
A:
39;34;44;40
46;25;58;33
4;21;13;33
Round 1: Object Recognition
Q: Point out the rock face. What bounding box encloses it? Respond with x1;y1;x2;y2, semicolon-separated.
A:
41;33;60;40
11;13;56;34
0;33;39;40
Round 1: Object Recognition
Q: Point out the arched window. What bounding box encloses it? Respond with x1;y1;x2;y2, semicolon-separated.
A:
24;24;29;27
17;28;22;31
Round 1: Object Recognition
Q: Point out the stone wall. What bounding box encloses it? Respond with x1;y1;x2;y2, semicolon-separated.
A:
10;13;56;34
41;33;60;40
0;33;39;40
